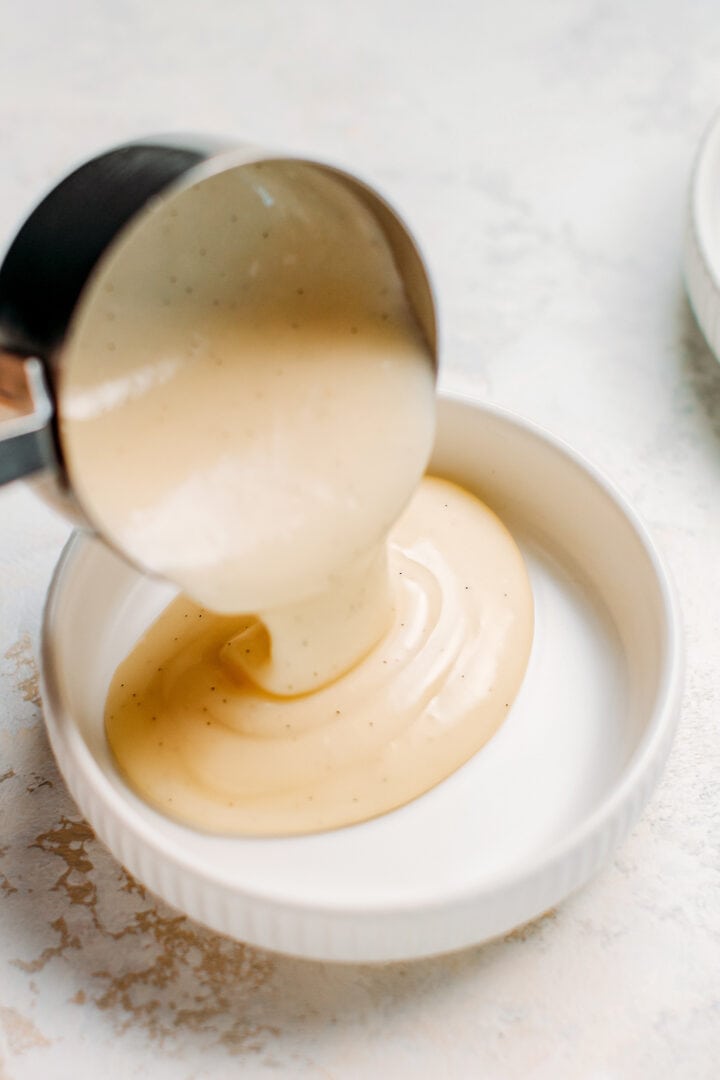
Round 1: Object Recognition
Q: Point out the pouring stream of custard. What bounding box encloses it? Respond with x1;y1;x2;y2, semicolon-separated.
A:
59;160;533;834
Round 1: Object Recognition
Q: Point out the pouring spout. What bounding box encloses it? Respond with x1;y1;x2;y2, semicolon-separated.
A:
0;351;57;486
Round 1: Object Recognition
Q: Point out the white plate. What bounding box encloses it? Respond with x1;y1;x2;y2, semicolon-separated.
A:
685;109;720;361
40;394;683;962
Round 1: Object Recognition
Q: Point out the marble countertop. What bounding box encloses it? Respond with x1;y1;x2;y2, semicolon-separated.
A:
1;1;719;1076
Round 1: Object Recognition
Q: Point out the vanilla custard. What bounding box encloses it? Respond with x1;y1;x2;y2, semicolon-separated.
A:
106;477;533;834
60;159;533;834
60;161;436;691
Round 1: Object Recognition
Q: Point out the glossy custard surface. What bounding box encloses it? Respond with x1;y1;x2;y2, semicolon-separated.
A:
106;477;534;835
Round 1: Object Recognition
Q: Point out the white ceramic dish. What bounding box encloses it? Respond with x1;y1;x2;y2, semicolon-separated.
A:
41;394;683;963
685;109;720;361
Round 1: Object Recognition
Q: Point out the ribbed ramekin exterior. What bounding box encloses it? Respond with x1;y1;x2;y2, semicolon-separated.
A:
41;649;680;963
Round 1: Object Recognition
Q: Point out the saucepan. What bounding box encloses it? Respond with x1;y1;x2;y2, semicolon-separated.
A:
0;135;438;559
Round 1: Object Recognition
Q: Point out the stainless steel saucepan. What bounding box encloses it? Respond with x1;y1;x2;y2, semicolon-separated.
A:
0;136;437;549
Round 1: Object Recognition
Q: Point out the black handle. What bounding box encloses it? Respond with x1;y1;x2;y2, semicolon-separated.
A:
0;141;207;364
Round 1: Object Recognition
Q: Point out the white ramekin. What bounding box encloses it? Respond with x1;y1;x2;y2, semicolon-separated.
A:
40;393;683;962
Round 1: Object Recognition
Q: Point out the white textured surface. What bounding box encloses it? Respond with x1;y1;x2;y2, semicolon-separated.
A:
0;0;718;1076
